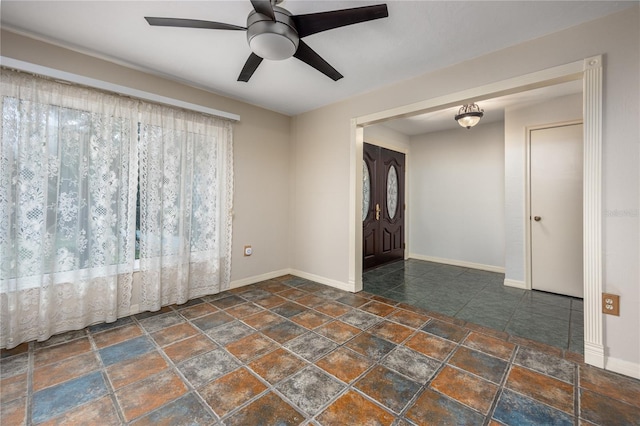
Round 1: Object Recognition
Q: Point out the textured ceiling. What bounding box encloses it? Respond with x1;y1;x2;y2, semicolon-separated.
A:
0;1;633;121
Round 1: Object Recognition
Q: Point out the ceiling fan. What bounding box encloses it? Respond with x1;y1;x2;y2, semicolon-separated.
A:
145;0;388;82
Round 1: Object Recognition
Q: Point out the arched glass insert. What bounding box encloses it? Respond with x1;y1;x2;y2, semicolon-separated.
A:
387;165;398;219
362;162;371;221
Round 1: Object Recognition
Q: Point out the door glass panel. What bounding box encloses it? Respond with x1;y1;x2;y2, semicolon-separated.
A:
387;165;398;219
362;162;370;221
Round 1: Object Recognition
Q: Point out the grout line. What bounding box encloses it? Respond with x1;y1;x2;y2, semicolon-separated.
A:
567;309;575;351
574;362;581;425
24;341;34;426
85;329;127;425
485;342;521;425
7;264;597;425
502;290;529;331
365;262;586;422
137;305;224;424
198;287;317;423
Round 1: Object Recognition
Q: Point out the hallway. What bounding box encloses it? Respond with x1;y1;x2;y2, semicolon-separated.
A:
364;259;583;353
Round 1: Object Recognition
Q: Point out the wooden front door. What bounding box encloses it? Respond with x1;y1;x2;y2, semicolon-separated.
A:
363;143;405;270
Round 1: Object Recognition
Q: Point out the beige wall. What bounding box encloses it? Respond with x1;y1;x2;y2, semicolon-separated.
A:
0;29;293;285
290;7;639;369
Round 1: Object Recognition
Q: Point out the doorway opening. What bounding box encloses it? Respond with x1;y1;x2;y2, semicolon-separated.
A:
362;143;406;270
349;56;604;368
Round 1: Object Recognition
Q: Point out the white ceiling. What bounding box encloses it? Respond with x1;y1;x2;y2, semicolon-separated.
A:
0;1;633;120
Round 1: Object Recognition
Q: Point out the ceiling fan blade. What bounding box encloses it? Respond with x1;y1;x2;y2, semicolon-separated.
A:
145;17;246;31
250;0;275;20
238;53;264;82
293;41;343;81
292;4;388;38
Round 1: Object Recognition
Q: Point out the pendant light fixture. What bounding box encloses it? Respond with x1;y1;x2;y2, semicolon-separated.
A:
455;103;484;129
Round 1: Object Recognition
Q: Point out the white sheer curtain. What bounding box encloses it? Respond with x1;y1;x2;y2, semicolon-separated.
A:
1;69;234;349
0;69;138;348
137;103;233;311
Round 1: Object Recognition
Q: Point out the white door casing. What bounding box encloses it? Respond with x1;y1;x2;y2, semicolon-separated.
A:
530;123;584;298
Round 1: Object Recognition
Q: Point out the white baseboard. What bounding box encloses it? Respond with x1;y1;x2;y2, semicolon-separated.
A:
126;269;351;315
409;254;505;273
230;268;292;289
503;278;527;289
584;341;605;369
605;355;640;380
230;268;354;293
289;269;354;293
126;270;291;315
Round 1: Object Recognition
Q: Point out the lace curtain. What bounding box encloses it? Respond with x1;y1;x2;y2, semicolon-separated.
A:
137;103;233;310
0;69;233;349
0;70;138;348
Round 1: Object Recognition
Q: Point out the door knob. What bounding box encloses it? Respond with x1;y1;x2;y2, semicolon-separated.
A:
375;204;381;221
534;216;542;221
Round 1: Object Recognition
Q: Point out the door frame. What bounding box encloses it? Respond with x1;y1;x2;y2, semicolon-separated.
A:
349;55;604;368
525;120;584;292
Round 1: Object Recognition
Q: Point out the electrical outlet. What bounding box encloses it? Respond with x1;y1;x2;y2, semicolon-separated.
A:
243;245;252;256
602;293;620;316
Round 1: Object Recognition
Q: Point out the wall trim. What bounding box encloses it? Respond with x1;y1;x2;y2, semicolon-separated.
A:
582;56;604;369
363;138;410;155
128;268;344;315
504;279;527;289
231;269;353;293
409;254;505;273
349;120;364;292
289;269;354;292
605;355;640;380
230;269;291;289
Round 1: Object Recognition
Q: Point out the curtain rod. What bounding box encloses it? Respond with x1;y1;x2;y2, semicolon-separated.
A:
0;56;240;122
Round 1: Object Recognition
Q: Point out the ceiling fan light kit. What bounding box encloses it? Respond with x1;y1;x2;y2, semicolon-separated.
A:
455;103;484;129
145;0;388;82
247;7;298;60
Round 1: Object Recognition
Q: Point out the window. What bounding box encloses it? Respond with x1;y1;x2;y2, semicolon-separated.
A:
1;82;233;283
1;68;233;349
1;94;137;284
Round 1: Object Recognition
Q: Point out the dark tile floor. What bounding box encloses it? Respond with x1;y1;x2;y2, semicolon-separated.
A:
2;265;640;425
364;260;584;353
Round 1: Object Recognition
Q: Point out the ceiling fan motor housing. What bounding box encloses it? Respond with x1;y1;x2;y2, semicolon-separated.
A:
247;6;299;61
145;2;388;81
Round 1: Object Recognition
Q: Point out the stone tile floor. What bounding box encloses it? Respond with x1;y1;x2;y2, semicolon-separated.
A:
364;260;584;353
2;267;639;425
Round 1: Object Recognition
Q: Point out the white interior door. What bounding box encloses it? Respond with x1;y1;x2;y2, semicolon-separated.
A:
530;123;583;298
